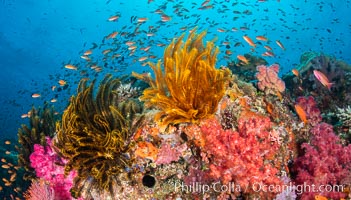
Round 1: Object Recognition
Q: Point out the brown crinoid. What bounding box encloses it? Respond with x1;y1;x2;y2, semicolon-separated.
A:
54;74;143;199
133;29;231;126
16;104;58;181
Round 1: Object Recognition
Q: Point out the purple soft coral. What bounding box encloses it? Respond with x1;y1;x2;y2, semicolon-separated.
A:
293;123;351;200
29;137;80;200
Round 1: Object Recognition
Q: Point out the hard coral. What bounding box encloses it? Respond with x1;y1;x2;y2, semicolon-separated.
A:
256;64;285;96
54;74;144;199
293;123;351;200
200;116;282;198
132;29;231;126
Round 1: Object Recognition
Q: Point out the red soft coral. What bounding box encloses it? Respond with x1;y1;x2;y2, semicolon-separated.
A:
295;96;322;126
293;123;351;200
200;116;282;198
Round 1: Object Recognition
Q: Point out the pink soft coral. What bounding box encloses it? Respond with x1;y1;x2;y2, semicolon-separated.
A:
200;116;282;198
155;143;181;165
295;96;322;126
29;137;80;200
256;64;285;95
293;123;351;200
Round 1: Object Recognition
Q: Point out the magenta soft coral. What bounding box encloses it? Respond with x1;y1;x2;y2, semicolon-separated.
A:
293;123;351;200
295;96;322;126
200;116;282;198
29;137;80;200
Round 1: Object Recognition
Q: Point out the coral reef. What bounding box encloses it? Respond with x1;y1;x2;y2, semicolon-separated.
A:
132;30;231;126
23;180;55;200
283;52;351;116
16;104;59;181
200;116;282;199
227;54;268;82
293;123;351;200
295;96;322;127
256;63;285;96
115;83;140;103
53;74;144;199
29;137;77;200
334;105;351;143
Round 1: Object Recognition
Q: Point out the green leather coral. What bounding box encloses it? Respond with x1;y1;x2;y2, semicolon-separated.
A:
133;30;231;125
54;74;143;198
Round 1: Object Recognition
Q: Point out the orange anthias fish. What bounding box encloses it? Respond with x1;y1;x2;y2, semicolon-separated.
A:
237;55;249;64
256;35;268;41
295;104;308;124
314;195;328;200
292;69;299;77
243;35;256;48
276;40;285;50
313;70;334;90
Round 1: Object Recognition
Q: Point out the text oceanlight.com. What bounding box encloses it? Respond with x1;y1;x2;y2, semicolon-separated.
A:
174;182;345;195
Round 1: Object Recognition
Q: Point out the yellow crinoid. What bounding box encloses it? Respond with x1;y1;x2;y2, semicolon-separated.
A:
133;29;231;126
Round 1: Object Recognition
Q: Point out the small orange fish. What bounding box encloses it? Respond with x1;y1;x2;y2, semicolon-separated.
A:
125;41;135;46
225;50;232;55
313;70;334;90
102;49;112;55
237;55;249;64
64;64;77;70
262;51;275;57
276;40;285;50
21;114;28;118
80;55;91;61
138;56;148;62
292;69;299;77
31;93;41;98
243;35;256;47
256;35;268;41
4;140;10;145
295;104;308;124
50;98;57;103
217;28;227;33
106;31;118;39
83;50;92;56
1;164;10;169
161;14;171;22
315;195;328;200
58;80;66;86
108;15;119;22
264;45;272;51
137;17;148;23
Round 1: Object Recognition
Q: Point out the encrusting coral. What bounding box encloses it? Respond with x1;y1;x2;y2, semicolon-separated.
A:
132;29;231;126
53;74;144;199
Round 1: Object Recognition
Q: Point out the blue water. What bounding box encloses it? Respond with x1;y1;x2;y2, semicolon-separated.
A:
0;0;350;140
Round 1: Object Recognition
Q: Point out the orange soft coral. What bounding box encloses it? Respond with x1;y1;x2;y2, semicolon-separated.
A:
133;29;231;126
